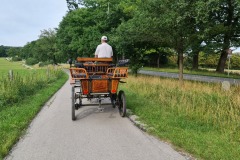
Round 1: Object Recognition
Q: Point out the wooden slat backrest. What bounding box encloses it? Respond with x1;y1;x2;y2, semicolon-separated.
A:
77;57;113;62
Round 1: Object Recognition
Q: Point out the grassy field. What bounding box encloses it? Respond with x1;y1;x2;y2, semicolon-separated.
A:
142;67;240;79
0;58;25;71
0;58;68;159
119;75;240;160
0;58;37;78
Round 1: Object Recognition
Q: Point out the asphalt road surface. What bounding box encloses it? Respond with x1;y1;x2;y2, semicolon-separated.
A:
5;79;186;160
139;70;240;85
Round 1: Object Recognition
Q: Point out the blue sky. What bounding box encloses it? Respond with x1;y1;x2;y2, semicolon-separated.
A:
0;0;68;47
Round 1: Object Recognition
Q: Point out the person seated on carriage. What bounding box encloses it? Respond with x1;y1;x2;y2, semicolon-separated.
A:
94;36;113;58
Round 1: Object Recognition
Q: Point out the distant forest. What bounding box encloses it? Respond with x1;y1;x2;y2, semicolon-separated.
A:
0;46;12;57
0;45;22;58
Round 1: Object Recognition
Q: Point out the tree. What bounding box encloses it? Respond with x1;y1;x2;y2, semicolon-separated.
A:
200;0;240;73
56;8;97;59
20;29;58;64
126;0;200;84
35;29;58;63
6;47;21;57
0;45;7;57
66;0;81;11
59;0;240;77
20;41;37;59
112;11;165;75
58;0;132;61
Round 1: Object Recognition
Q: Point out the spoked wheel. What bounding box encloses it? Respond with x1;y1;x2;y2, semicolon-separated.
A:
74;93;82;110
118;90;126;117
111;94;117;108
72;86;76;121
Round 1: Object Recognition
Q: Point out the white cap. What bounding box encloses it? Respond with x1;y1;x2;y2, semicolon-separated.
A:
101;36;107;41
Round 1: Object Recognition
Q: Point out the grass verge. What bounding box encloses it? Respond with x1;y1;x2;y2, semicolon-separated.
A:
142;67;240;79
0;72;68;160
119;75;240;160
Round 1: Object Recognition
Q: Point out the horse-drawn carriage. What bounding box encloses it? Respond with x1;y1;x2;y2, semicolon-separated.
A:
69;58;128;121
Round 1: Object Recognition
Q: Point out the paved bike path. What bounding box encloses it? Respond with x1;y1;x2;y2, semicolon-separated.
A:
5;78;186;160
139;70;240;85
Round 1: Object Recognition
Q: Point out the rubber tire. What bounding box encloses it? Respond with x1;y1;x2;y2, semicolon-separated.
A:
118;90;126;117
72;86;76;121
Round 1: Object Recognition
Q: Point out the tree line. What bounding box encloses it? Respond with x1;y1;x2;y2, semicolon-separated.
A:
2;0;240;78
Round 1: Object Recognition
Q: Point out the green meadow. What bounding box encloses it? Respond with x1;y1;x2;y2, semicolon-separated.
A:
0;58;25;76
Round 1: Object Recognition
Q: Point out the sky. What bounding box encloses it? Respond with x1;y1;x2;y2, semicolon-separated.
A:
232;47;240;53
0;0;68;47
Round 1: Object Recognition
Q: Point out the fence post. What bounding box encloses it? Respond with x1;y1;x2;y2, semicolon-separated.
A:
9;70;13;81
47;66;50;79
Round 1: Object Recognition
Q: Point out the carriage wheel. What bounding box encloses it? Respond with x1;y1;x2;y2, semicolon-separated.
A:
74;93;82;110
118;90;126;117
111;94;116;108
72;86;76;121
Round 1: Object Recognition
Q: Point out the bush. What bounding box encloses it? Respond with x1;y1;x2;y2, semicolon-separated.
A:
12;57;22;61
39;61;54;67
199;53;240;69
229;54;240;69
26;58;38;65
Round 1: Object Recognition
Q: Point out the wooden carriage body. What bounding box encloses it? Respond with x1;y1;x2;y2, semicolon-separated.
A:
70;58;128;96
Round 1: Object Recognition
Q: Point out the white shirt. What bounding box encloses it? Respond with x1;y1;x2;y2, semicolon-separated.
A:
95;43;113;58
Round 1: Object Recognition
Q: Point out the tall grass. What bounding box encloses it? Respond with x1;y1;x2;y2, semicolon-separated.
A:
0;68;63;111
120;75;240;159
0;67;68;159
